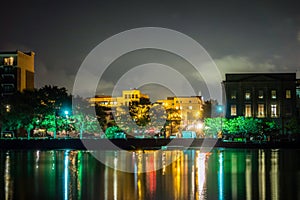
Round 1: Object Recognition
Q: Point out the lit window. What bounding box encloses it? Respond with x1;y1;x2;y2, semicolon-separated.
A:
4;57;14;66
231;90;237;99
296;87;300;99
257;104;265;118
258;90;264;99
245;91;251;100
271;90;276;99
286;90;291;99
231;105;237;116
5;104;11;112
245;104;251;117
271;104;277;117
189;106;192;110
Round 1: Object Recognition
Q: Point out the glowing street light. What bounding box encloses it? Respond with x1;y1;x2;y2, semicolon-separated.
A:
64;110;69;117
63;110;70;137
216;105;224;137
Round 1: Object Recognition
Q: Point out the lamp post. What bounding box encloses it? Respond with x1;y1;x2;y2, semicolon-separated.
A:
217;105;224;138
64;110;69;137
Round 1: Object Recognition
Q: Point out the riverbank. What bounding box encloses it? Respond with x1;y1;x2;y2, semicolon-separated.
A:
0;138;299;150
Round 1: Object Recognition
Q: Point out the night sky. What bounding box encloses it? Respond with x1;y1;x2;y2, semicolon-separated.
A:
1;0;300;100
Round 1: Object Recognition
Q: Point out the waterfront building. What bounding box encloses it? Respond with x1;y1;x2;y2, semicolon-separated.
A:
88;89;149;107
223;73;297;133
0;51;35;96
156;96;203;127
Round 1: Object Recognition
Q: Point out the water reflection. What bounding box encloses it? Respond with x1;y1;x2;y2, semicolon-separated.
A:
0;149;299;199
5;152;13;200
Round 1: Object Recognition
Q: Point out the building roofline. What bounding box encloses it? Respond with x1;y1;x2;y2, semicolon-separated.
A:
0;50;34;56
225;72;296;76
224;73;296;82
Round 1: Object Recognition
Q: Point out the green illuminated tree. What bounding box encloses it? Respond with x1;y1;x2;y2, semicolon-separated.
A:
0;90;38;138
105;125;123;139
203;117;226;137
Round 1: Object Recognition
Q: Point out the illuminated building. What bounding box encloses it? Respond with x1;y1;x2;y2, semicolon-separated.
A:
88;95;119;107
88;89;149;107
156;96;203;126
223;73;297;133
0;51;35;96
121;89;149;106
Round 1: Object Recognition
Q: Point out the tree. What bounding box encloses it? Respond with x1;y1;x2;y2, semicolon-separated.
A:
105;126;123;139
71;97;101;138
203;117;226;137
0;86;72;138
0;90;38;138
285;118;300;134
36;86;72;138
95;104;110;131
223;117;263;139
262;120;280;135
165;108;181;136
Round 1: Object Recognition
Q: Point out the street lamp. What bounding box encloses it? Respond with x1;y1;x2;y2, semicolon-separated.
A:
64;110;69;137
64;110;69;116
217;105;224;138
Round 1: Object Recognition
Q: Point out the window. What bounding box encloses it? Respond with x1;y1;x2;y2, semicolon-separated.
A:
285;104;292;116
231;90;237;99
189;100;192;103
132;94;134;99
231;105;237;116
258;90;264;99
135;94;138;99
124;94;127;99
3;84;14;92
245;91;251;100
3;66;14;74
188;106;192;110
297;87;300;99
245;104;251;117
257;104;265;118
4;57;14;66
286;90;291;99
271;90;276;99
271;104;277;117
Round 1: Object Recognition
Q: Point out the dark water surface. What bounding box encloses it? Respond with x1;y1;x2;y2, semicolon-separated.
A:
0;148;299;200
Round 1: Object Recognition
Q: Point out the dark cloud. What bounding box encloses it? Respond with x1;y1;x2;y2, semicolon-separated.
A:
1;0;300;97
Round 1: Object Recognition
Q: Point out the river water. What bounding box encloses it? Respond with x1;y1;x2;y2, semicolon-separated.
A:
0;148;299;200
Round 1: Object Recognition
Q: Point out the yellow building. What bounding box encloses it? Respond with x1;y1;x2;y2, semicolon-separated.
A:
88;95;118;107
121;89;149;106
0;50;35;95
88;89;149;107
157;96;203;126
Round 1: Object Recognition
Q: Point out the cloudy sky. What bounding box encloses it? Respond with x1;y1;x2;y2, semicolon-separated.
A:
1;0;300;101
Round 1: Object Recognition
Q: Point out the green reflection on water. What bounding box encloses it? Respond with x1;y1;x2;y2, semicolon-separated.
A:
0;149;299;200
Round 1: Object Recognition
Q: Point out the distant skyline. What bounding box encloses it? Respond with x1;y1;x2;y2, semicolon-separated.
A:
1;0;300;100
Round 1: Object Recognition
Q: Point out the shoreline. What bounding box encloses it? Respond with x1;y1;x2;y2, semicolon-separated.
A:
0;138;299;150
